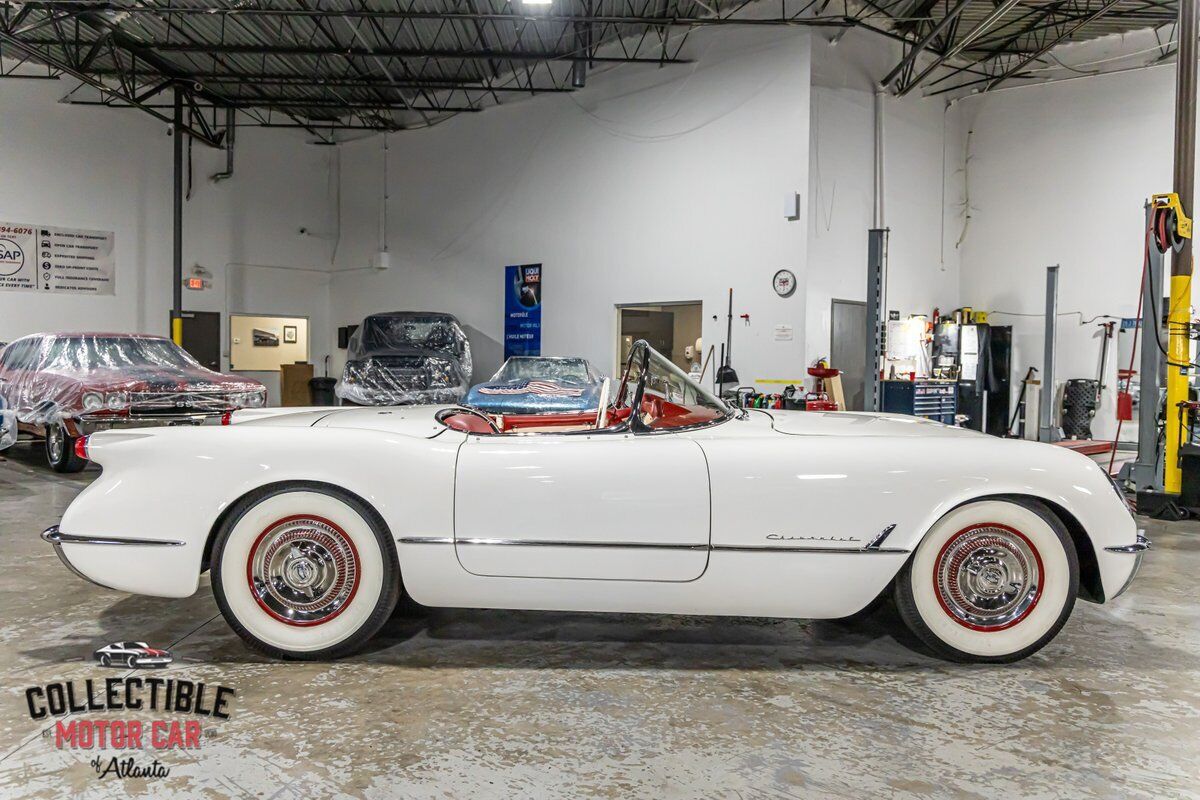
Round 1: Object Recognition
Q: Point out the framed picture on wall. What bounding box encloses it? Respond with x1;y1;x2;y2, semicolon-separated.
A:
283;325;298;344
252;328;280;347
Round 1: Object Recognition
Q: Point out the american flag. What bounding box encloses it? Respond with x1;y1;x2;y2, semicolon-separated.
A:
478;380;586;397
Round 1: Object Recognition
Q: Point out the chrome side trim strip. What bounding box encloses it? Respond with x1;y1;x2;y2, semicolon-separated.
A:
713;545;910;555
398;535;907;555
865;523;898;550
459;537;709;551
1104;532;1152;554
41;526;185;547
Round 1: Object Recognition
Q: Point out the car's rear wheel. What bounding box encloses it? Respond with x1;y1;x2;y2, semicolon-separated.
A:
894;498;1079;663
211;483;400;660
45;422;87;473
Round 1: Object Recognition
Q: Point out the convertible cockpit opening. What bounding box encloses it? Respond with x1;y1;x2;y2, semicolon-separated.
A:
440;341;732;435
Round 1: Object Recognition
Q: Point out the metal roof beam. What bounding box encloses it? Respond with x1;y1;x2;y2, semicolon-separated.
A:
15;2;852;27
84;69;576;91
983;0;1126;91
0;30;223;146
895;0;1023;95
108;41;697;62
881;0;975;89
66;97;484;112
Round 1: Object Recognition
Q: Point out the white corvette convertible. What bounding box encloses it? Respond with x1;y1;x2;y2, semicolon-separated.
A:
42;341;1148;663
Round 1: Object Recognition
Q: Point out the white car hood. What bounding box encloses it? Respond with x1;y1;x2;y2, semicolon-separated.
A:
765;409;983;438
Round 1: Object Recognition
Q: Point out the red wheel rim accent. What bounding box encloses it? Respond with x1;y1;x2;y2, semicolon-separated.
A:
246;514;362;627
933;522;1044;632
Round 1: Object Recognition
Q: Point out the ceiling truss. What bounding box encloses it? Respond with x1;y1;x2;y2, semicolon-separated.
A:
0;0;1183;142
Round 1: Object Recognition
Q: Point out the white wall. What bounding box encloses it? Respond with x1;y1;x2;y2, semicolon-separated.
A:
1;29;968;410
27;25;1163;429
330;26;813;387
0;77;338;403
957;63;1179;439
807;31;966;376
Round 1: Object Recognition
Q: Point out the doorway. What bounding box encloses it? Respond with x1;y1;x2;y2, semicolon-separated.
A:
616;302;703;375
179;310;221;371
830;300;866;411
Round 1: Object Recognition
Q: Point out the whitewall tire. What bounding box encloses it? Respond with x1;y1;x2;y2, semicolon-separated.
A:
211;483;400;660
895;498;1079;663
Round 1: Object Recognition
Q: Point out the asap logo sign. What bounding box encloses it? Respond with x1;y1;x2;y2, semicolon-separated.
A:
0;237;24;277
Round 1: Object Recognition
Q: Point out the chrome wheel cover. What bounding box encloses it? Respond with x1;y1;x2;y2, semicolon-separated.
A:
935;525;1042;631
248;517;360;626
47;425;64;462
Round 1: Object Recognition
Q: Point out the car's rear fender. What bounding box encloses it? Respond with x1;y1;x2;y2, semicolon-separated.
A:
56;425;464;597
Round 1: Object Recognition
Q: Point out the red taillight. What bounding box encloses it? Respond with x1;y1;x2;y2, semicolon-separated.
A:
74;435;90;461
220;411;233;426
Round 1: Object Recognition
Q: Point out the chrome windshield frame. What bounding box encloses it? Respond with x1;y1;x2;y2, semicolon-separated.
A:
625;340;734;434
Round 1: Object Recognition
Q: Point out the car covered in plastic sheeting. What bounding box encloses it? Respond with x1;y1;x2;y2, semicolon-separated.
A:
0;396;14;452
0;333;267;472
463;357;604;414
336;312;472;406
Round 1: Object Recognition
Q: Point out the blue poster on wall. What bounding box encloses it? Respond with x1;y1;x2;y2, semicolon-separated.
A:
504;263;542;359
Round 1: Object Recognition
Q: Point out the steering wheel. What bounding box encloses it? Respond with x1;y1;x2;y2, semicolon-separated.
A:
594;378;611;429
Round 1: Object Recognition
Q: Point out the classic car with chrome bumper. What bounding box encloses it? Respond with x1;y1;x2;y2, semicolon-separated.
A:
39;341;1152;664
0;332;266;472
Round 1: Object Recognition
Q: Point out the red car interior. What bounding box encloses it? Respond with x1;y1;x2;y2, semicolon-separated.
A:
440;396;721;435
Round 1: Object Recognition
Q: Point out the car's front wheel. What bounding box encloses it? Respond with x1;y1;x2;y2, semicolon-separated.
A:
44;422;87;473
211;483;400;660
894;498;1079;663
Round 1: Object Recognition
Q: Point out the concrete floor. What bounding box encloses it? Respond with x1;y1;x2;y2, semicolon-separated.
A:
0;442;1197;800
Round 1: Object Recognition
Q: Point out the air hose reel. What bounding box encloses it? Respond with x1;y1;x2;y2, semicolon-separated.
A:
1151;192;1193;253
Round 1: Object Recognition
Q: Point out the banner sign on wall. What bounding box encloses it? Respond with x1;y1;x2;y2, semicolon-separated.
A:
504;263;542;360
0;221;115;295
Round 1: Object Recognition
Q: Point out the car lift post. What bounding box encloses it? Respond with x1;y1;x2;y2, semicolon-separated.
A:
1038;265;1062;443
1165;0;1198;496
865;228;888;413
171;86;184;347
1131;204;1166;490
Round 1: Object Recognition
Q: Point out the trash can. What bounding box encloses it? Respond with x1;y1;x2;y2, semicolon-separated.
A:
309;377;337;406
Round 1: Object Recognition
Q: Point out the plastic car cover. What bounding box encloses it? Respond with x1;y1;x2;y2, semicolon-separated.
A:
463;357;605;414
0;404;14;450
336;312;472;405
0;333;268;428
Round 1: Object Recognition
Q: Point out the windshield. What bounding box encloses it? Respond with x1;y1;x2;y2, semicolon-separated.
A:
493;357;599;384
617;340;730;431
36;336;202;373
352;314;467;360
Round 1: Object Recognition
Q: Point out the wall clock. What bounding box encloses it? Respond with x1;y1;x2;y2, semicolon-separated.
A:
773;269;797;298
